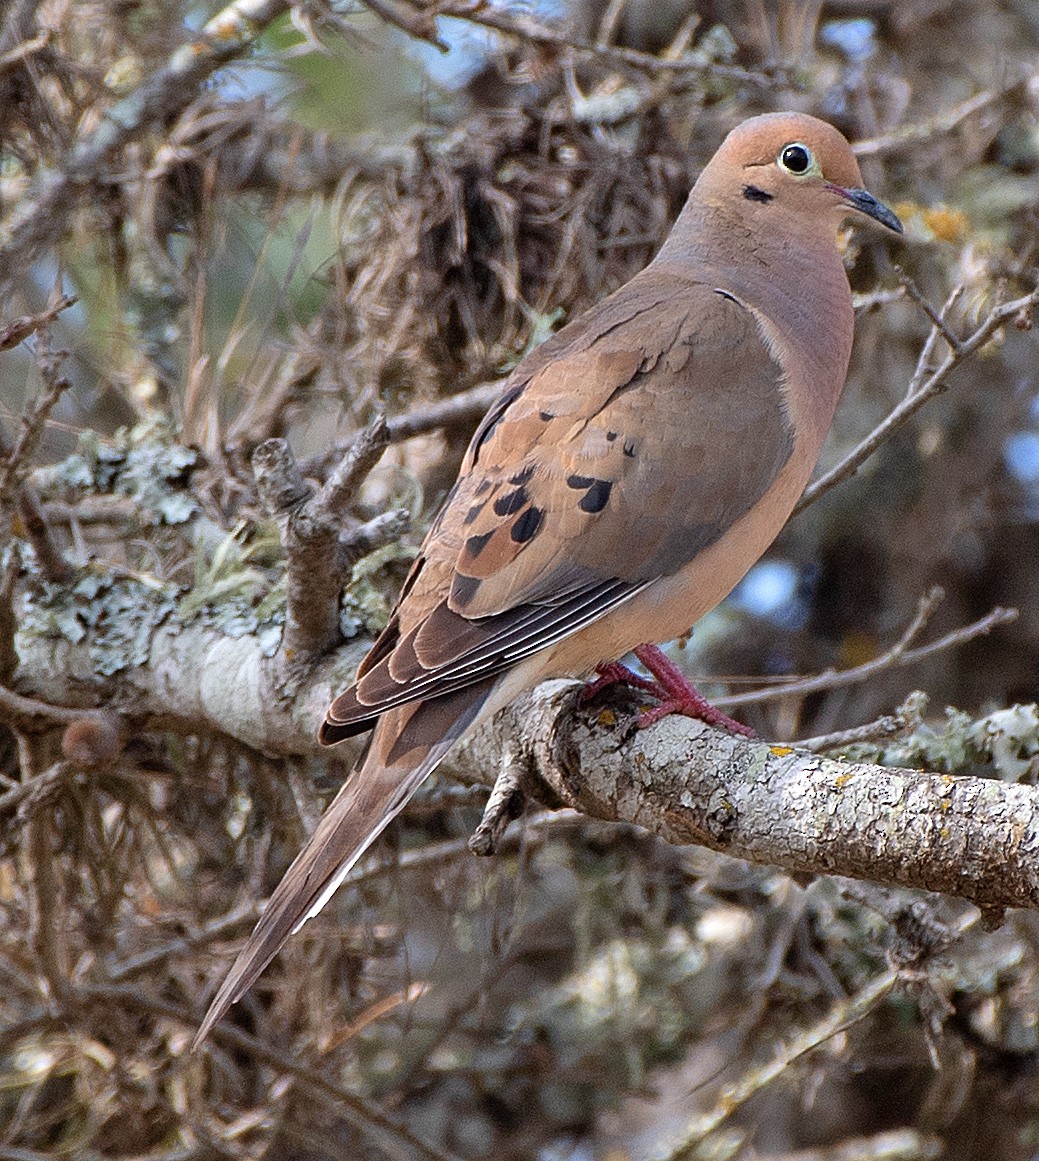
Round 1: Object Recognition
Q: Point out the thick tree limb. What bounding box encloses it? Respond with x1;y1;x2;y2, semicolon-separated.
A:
448;682;1039;918
14;584;1039;916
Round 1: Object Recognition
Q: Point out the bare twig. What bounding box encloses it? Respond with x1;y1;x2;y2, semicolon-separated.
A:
0;294;76;350
651;900;974;1159
17;739;70;1008
300;381;503;480
0;756;72;821
15;482;73;583
760;1128;943;1161
796;284;1039;515
852;85;1023;158
655;968;901;1159
719;595;1017;709
0;543;20;683
360;0;448;49
899;270;963;351
798;690;930;754
0;685;121;732
0;336;72;504
426;0;771;86
106;902;259;982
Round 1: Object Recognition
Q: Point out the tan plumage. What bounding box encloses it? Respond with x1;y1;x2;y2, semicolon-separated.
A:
194;112;901;1046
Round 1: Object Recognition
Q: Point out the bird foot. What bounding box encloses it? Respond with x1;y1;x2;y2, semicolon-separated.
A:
583;643;755;738
579;660;658;702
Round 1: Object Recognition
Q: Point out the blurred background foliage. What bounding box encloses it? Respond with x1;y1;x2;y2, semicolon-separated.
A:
2;0;1039;1158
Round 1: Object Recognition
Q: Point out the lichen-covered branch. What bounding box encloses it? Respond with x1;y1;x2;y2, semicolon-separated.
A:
13;563;1039;915
451;683;1039;918
251;422;410;663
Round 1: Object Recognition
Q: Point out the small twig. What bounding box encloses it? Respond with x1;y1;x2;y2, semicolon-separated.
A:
0;544;20;683
852;86;1022;158
0;685;119;731
17;739;70;1008
654;968;901;1160
798;690;930;754
15;482;73;583
797;284;1039;515
106;901;259;982
301;382;502;480
0;27;50;73
759;1129;943;1161
0;334;72;504
0;293;76;350
851;287;905;313
407;0;771;86
468;740;533;856
899;270;963;352
0;757;73;820
360;0;448;50
719;596;1017;709
40;496;139;526
319;412;391;510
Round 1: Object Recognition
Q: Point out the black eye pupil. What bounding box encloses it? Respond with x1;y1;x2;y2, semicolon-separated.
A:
782;145;810;173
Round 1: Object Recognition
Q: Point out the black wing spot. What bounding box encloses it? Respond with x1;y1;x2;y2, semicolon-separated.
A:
465;530;494;559
539;410;554;422
494;487;529;517
743;184;773;204
566;473;595;489
578;479;612;513
509;464;536;486
474;478;492;497
463;502;485;525
451;573;482;607
511;507;544;544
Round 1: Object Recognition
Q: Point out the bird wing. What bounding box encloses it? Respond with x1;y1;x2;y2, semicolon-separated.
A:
322;273;795;743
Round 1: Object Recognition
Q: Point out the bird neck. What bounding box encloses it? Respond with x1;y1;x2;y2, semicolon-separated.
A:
652;197;855;444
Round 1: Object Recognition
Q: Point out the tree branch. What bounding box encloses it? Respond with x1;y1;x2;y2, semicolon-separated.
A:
446;682;1039;918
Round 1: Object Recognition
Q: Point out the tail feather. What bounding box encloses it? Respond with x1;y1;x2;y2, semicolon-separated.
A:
193;680;495;1048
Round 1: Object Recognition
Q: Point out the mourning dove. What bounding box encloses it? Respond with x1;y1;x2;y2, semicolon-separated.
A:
195;111;901;1045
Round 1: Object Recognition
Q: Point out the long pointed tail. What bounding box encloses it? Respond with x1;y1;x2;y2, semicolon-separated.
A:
193;679;495;1047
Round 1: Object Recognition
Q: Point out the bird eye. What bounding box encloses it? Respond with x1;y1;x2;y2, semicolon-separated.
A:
778;143;813;175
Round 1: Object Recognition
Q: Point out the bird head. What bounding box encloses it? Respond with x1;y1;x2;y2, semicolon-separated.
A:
700;111;903;237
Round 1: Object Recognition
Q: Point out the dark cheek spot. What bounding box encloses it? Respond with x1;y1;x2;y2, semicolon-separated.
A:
511;506;544;543
578;479;612;513
493;486;528;517
742;184;773;204
623;440;636;458
606;431;617;442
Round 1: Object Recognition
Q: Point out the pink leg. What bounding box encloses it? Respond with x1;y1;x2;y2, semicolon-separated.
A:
581;644;754;738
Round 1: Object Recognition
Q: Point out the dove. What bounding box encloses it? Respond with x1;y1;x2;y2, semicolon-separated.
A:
195;111;902;1046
